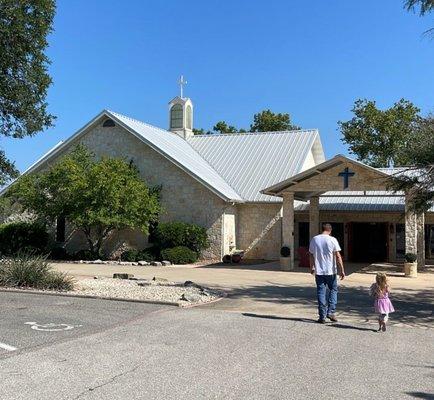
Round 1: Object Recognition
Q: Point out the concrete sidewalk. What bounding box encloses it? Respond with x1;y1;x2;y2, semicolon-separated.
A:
52;261;434;328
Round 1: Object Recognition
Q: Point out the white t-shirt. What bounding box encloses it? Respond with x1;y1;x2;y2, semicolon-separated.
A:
309;234;341;275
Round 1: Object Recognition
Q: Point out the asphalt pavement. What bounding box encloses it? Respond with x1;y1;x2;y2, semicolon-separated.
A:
0;292;433;400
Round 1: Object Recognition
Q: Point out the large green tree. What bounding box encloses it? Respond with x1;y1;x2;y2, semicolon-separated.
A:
390;115;434;212
194;109;299;135
338;99;420;167
7;146;161;257
250;109;299;132
0;0;56;184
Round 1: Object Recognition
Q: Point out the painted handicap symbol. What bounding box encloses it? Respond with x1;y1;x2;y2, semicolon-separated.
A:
25;322;82;332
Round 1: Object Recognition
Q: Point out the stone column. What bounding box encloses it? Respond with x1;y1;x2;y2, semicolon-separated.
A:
309;196;320;240
417;213;425;269
405;193;417;256
388;223;396;263
282;192;295;270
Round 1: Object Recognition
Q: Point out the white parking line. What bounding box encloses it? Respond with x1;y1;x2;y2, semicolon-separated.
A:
0;342;17;352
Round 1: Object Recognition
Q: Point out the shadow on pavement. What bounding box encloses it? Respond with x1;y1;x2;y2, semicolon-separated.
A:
228;284;434;327
242;313;378;332
405;392;434;399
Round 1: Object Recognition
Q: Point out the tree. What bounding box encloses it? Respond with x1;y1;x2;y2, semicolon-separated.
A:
405;0;434;16
213;121;239;134
250;109;299;132
390;115;434;212
338;99;420;167
7;145;161;257
0;0;56;184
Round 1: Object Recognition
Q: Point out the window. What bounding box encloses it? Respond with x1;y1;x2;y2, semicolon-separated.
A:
103;119;115;127
56;216;66;243
186;105;192;129
170;104;183;129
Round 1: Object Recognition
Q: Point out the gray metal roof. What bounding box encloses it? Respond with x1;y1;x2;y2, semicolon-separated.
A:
108;111;244;202
188;130;324;202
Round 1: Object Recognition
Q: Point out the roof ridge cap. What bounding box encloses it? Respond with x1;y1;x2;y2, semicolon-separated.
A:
190;128;319;138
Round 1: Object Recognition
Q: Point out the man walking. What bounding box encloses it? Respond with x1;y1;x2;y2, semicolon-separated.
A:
309;223;345;323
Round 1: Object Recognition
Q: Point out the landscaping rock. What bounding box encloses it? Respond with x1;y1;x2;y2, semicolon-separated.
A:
184;280;203;290
152;277;168;283
138;260;150;266
161;260;171;266
180;292;202;303
92;259;104;264
113;273;134;279
119;261;134;266
150;261;162;267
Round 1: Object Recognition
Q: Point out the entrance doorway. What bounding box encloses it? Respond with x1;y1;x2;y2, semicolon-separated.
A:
350;222;388;262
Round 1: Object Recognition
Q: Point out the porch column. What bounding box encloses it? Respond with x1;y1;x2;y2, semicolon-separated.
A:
309;196;320;240
417;213;425;268
405;193;417;257
282;192;295;270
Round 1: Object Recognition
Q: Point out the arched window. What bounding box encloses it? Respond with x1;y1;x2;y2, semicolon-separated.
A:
103;119;115;127
170;104;183;129
186;105;192;129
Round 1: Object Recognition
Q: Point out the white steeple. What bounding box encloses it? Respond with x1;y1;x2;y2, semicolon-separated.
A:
168;76;193;140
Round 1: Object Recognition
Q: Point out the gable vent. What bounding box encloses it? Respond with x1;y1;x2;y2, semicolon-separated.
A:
103;119;115;127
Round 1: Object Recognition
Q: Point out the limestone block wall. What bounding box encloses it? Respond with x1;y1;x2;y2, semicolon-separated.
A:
223;205;237;255
237;203;282;260
44;121;226;259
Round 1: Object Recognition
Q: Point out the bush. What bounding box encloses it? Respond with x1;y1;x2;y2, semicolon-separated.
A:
154;222;209;253
120;248;156;262
73;249;95;261
49;246;71;261
160;246;198;265
405;253;417;263
0;222;49;256
120;249;139;262
0;253;74;291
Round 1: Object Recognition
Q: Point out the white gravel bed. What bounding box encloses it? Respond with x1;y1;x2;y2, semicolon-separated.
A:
72;278;223;306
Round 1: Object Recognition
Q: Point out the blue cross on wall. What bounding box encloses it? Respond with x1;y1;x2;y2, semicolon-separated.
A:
338;167;355;189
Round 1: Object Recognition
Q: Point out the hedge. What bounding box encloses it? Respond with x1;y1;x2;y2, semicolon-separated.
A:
0;222;48;256
154;222;208;253
160;246;198;264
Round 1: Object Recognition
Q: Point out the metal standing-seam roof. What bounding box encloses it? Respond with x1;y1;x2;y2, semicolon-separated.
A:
107;111;244;202
188;130;325;202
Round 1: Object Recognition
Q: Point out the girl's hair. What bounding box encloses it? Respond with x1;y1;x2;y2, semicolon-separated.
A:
375;273;389;296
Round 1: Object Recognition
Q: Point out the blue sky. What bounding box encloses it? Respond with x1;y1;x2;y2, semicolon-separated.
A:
3;0;434;172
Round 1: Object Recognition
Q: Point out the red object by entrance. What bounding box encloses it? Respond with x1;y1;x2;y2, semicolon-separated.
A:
298;247;310;268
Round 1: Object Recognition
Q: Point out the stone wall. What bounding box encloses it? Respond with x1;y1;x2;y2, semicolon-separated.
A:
237;203;282;260
44;121;226;259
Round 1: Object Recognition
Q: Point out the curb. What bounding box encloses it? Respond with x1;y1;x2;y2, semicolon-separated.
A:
0;287;227;308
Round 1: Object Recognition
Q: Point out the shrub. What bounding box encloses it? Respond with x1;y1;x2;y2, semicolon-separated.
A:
137;248;157;262
405;253;417;263
49;246;71;260
0;222;48;256
120;249;139;262
0;253;74;291
160;246;198;265
154;222;209;253
73;249;95;261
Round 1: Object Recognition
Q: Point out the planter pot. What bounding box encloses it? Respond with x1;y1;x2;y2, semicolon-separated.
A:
280;257;292;271
404;262;417;278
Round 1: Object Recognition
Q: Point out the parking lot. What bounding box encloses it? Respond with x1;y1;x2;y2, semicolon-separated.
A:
1;291;433;399
0;291;166;358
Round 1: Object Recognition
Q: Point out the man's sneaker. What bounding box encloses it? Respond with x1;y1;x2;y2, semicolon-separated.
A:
327;314;338;322
317;318;326;324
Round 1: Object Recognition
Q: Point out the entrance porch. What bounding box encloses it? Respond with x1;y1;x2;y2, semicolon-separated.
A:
261;155;429;269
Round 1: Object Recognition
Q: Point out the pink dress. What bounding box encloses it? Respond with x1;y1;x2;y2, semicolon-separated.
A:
370;284;395;314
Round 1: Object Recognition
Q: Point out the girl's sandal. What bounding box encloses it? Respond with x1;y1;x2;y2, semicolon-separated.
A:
381;322;386;332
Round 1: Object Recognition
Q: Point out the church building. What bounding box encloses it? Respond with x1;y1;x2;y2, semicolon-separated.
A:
19;93;433;267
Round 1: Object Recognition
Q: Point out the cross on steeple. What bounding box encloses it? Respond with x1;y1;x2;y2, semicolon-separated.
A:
178;75;187;98
338;167;355;189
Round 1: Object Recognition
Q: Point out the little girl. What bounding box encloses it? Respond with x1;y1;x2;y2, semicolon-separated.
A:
370;272;395;332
